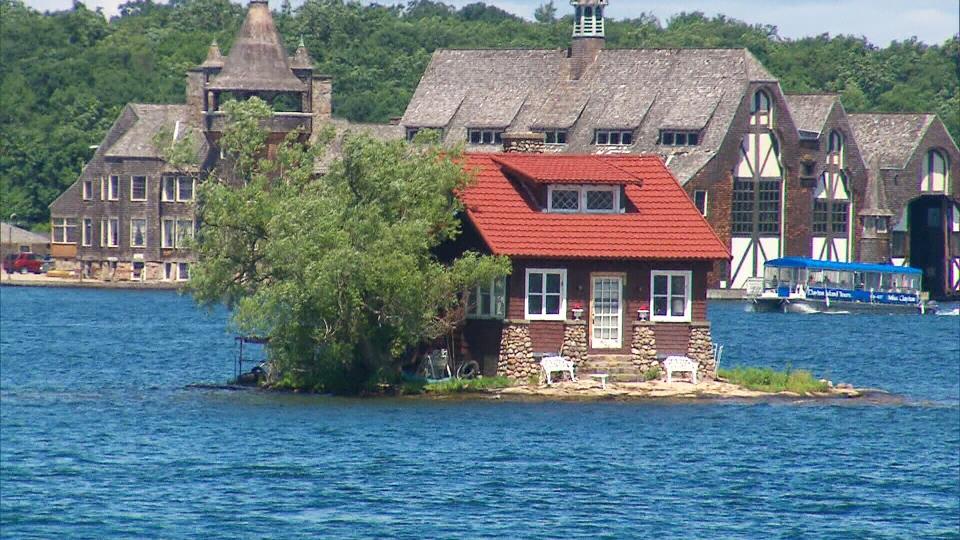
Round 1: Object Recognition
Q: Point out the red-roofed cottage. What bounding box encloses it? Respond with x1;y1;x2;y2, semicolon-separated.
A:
448;134;730;382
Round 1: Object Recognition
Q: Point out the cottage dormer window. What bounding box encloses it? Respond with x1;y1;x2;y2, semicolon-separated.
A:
538;129;568;145
659;130;700;146
547;184;619;213
922;149;948;192
468;129;504;145
594;129;633;146
750;90;772;127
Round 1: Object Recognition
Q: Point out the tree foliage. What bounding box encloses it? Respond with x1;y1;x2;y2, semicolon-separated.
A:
2;0;958;228
190;98;510;392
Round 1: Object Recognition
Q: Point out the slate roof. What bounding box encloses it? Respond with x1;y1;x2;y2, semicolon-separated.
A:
492;154;640;184
459;153;729;260
847;113;935;169
785;94;838;137
104;104;207;166
312;119;405;174
207;0;306;92
402;47;777;183
0;222;49;246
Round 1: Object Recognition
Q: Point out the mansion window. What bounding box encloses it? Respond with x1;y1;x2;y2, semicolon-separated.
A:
862;216;889;234
162;176;176;201
732;179;781;235
659;130;700;147
162;176;195;202
52;218;77;244
922;149;948;192
130;218;147;248
467;276;507;319
828;131;843;154
813;200;849;235
106;175;120;201
594;130;633;146
177;263;190;281
178;177;194;201
547;184;619;213
162;219;193;249
651;270;691;322
750;90;772;127
406;127;441;142
539;130;568;145
82;179;93;200
82;218;92;247
468;129;504;145
693;190;708;217
525;268;566;320
101;218;119;247
131;176;147;201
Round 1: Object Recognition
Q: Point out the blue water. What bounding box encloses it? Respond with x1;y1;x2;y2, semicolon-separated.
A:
1;287;958;538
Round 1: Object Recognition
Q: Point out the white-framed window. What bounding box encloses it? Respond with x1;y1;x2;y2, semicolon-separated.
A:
922;149;948;192
525;268;566;320
828;130;843;154
131;176;147;201
539;129;568;145
547;184;619;213
100;218;119;247
594;130;633;146
52;217;77;244
176;219;194;248
651;270;692;322
751;90;773;127
177;176;194;202
162;219;175;248
659;130;700;146
467;129;504;146
162;176;176;202
467;276;507;319
82;218;92;247
107;175;120;201
130;218;147;248
177;262;190;281
693;190;708;216
82;179;93;200
164;262;174;281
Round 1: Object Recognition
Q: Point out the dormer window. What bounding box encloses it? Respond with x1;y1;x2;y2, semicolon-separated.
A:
659;130;700;146
750;90;772;127
547;184;619;213
594;129;633;146
538;129;568;145
468;129;504;145
406;127;421;141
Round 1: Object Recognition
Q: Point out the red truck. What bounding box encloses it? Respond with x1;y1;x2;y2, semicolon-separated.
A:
3;252;44;274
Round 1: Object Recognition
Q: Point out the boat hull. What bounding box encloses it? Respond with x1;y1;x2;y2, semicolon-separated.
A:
750;297;932;314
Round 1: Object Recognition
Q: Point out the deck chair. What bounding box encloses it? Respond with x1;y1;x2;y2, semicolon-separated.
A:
423;349;451;380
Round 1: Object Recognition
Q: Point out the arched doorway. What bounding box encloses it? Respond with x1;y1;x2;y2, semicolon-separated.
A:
907;195;950;298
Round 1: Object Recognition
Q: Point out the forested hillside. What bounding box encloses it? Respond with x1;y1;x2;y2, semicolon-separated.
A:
2;0;958;228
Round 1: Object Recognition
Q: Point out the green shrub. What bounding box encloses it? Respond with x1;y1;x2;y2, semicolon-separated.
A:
718;366;829;394
425;376;514;394
642;366;661;381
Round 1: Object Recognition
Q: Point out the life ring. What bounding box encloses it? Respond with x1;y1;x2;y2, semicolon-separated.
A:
457;360;480;379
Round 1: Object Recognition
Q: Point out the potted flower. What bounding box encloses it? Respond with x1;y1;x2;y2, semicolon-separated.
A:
570;301;584;320
637;303;650;321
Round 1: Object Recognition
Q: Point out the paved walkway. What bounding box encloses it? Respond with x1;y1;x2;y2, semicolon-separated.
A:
0;272;181;290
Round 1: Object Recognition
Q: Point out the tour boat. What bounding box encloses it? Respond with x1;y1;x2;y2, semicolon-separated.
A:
746;257;937;314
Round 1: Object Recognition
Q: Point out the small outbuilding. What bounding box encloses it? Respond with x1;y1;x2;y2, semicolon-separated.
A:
449;135;730;381
1;222;50;256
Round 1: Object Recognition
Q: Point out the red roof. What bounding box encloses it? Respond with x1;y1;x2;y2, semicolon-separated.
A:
491;154;639;184
460;153;730;261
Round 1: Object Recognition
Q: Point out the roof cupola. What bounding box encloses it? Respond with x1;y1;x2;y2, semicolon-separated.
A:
571;0;607;38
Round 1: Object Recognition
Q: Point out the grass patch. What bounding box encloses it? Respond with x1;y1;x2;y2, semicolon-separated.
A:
718;366;829;394
424;376;514;394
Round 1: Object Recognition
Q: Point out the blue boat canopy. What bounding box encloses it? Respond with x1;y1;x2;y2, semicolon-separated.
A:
764;257;922;275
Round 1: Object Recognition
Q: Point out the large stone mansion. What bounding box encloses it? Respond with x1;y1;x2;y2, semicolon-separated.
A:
49;0;959;299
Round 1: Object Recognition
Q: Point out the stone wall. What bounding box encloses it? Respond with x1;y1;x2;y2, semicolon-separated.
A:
686;322;716;379
497;320;537;381
630;322;659;374
560;320;587;369
501;132;545;154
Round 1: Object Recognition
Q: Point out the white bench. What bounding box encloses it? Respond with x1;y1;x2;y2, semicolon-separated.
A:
540;355;576;385
663;355;699;384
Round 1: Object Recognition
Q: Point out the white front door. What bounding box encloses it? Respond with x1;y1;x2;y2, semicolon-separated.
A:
591;275;622;349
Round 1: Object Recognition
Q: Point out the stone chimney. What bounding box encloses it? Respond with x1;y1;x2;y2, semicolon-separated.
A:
502;132;546;153
568;0;607;80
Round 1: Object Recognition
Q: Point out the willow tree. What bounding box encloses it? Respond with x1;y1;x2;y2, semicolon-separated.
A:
190;98;509;392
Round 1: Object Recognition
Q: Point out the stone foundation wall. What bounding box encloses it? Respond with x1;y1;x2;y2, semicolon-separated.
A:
560;320;587;369
497;320;537;381
686;323;716;379
630;322;659;374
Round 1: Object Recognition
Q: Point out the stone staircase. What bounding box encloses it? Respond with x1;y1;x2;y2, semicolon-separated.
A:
580;354;644;383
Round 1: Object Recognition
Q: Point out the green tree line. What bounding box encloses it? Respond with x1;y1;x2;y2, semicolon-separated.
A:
2;0;957;228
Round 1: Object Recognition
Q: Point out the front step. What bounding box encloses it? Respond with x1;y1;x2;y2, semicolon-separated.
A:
580;354;647;383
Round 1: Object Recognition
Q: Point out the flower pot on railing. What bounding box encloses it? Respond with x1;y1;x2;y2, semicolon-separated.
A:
571;308;584;320
637;306;649;321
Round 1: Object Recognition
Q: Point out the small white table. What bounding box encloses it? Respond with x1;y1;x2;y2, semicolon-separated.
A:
588;373;609;390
